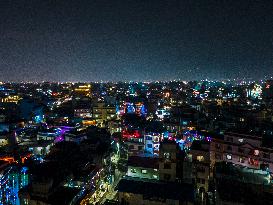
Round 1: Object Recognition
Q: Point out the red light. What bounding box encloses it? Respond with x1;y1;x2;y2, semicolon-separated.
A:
122;129;141;140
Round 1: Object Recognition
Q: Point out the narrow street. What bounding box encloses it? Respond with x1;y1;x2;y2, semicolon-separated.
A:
80;166;123;205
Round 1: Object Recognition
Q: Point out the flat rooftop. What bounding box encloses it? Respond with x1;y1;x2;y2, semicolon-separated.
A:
127;156;159;169
116;177;194;202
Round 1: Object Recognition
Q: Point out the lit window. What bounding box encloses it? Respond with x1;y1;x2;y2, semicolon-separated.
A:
153;175;158;179
146;136;152;140
239;157;245;163
226;154;232;160
164;153;170;159
197;156;204;162
238;138;244;143
131;169;136;173
141;169;147;174
154;144;159;149
254;150;259;156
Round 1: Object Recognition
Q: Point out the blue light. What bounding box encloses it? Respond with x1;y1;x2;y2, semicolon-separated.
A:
127;103;135;113
140;105;146;116
21;167;28;174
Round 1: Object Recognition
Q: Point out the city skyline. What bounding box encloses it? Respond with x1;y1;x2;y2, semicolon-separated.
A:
1;2;273;204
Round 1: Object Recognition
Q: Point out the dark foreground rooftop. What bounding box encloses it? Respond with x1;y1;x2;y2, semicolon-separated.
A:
116;177;194;202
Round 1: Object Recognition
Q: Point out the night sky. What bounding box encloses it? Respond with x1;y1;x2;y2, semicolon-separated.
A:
0;0;273;82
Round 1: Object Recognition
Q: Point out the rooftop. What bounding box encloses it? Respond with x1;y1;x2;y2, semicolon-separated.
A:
116;177;194;202
127;156;159;169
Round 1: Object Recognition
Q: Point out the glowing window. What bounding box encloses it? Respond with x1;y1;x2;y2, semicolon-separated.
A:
146;136;152;140
226;154;232;160
238;138;244;143
141;169;147;174
197;156;204;162
239;157;245;163
254;150;259;156
164;153;170;159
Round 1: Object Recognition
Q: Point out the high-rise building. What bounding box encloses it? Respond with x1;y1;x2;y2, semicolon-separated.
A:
73;84;91;97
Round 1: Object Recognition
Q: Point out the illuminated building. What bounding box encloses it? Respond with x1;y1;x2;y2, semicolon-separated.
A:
73;97;92;119
155;108;170;120
158;141;177;182
74;108;92;118
125;102;135;114
0;95;21;104
0;134;8;147
179;130;212;151
64;129;87;144
74;84;91;97
37;128;60;141
107;120;122;135
82;119;96;127
247;84;262;99
188;140;211;194
210;132;273;173
92;102;116;127
135;102;146;116
123;132;145;156
144;133;161;156
126;140;145;156
64;165;104;190
19;141;53;157
126;156;159;180
122;129;141;141
117;102;146;116
0;163;29;205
